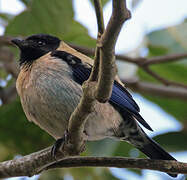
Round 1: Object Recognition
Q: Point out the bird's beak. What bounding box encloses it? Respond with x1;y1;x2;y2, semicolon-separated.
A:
11;38;27;49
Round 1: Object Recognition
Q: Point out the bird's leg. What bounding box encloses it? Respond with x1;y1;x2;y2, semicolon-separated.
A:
51;130;87;158
51;130;69;158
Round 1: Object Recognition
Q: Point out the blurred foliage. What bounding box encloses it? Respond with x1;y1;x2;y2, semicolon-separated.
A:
0;13;14;27
89;0;110;7
19;0;33;7
148;21;187;53
131;0;142;9
138;21;187;127
154;131;187;152
0;0;186;179
0;99;53;160
5;0;96;47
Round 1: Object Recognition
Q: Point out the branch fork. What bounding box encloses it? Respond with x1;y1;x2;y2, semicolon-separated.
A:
62;0;131;157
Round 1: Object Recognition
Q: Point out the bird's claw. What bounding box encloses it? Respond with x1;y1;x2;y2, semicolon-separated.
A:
51;130;69;159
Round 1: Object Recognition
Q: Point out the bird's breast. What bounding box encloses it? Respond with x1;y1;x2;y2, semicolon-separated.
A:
17;56;81;138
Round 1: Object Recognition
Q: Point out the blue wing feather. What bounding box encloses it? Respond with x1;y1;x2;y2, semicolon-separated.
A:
51;50;153;131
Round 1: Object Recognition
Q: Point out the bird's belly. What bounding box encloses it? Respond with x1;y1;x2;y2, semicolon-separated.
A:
21;92;123;141
21;88;123;141
84;102;123;141
20;78;82;139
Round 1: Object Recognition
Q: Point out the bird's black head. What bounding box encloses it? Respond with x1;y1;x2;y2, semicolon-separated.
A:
11;34;60;65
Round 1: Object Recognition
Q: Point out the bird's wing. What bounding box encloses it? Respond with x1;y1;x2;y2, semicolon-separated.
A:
51;50;153;131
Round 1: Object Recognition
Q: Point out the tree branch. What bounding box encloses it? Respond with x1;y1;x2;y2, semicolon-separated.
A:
0;150;186;179
67;81;96;154
66;0;105;155
47;157;187;175
96;0;131;102
123;77;187;100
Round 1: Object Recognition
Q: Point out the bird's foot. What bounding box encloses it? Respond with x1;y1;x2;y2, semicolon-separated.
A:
51;130;88;159
51;130;69;159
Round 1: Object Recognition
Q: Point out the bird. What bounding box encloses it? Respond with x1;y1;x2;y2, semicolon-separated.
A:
12;34;177;178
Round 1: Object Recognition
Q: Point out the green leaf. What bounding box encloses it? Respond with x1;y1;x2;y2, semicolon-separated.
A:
148;21;187;53
138;64;187;123
112;141;133;157
138;54;187;124
0;144;10;161
137;21;187;124
0;69;8;80
0;13;14;23
112;141;143;175
39;169;65;180
18;0;32;7
86;139;143;177
143;95;187;124
39;167;118;180
154;131;187;152
0;99;53;158
102;169;121;180
5;0;96;47
139;63;187;84
87;139;118;156
62;167;117;180
5;0;73;36
148;45;169;56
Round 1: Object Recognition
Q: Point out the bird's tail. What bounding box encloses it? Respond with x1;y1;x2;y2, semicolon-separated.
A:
137;136;177;178
120;112;177;177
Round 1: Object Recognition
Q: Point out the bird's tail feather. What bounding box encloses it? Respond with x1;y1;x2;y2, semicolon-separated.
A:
138;137;177;178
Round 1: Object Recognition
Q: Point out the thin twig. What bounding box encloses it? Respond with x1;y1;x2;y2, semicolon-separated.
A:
142;53;187;66
89;0;105;81
93;0;105;35
142;66;187;89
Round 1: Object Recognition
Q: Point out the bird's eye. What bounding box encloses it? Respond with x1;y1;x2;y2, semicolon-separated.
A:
38;41;45;46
